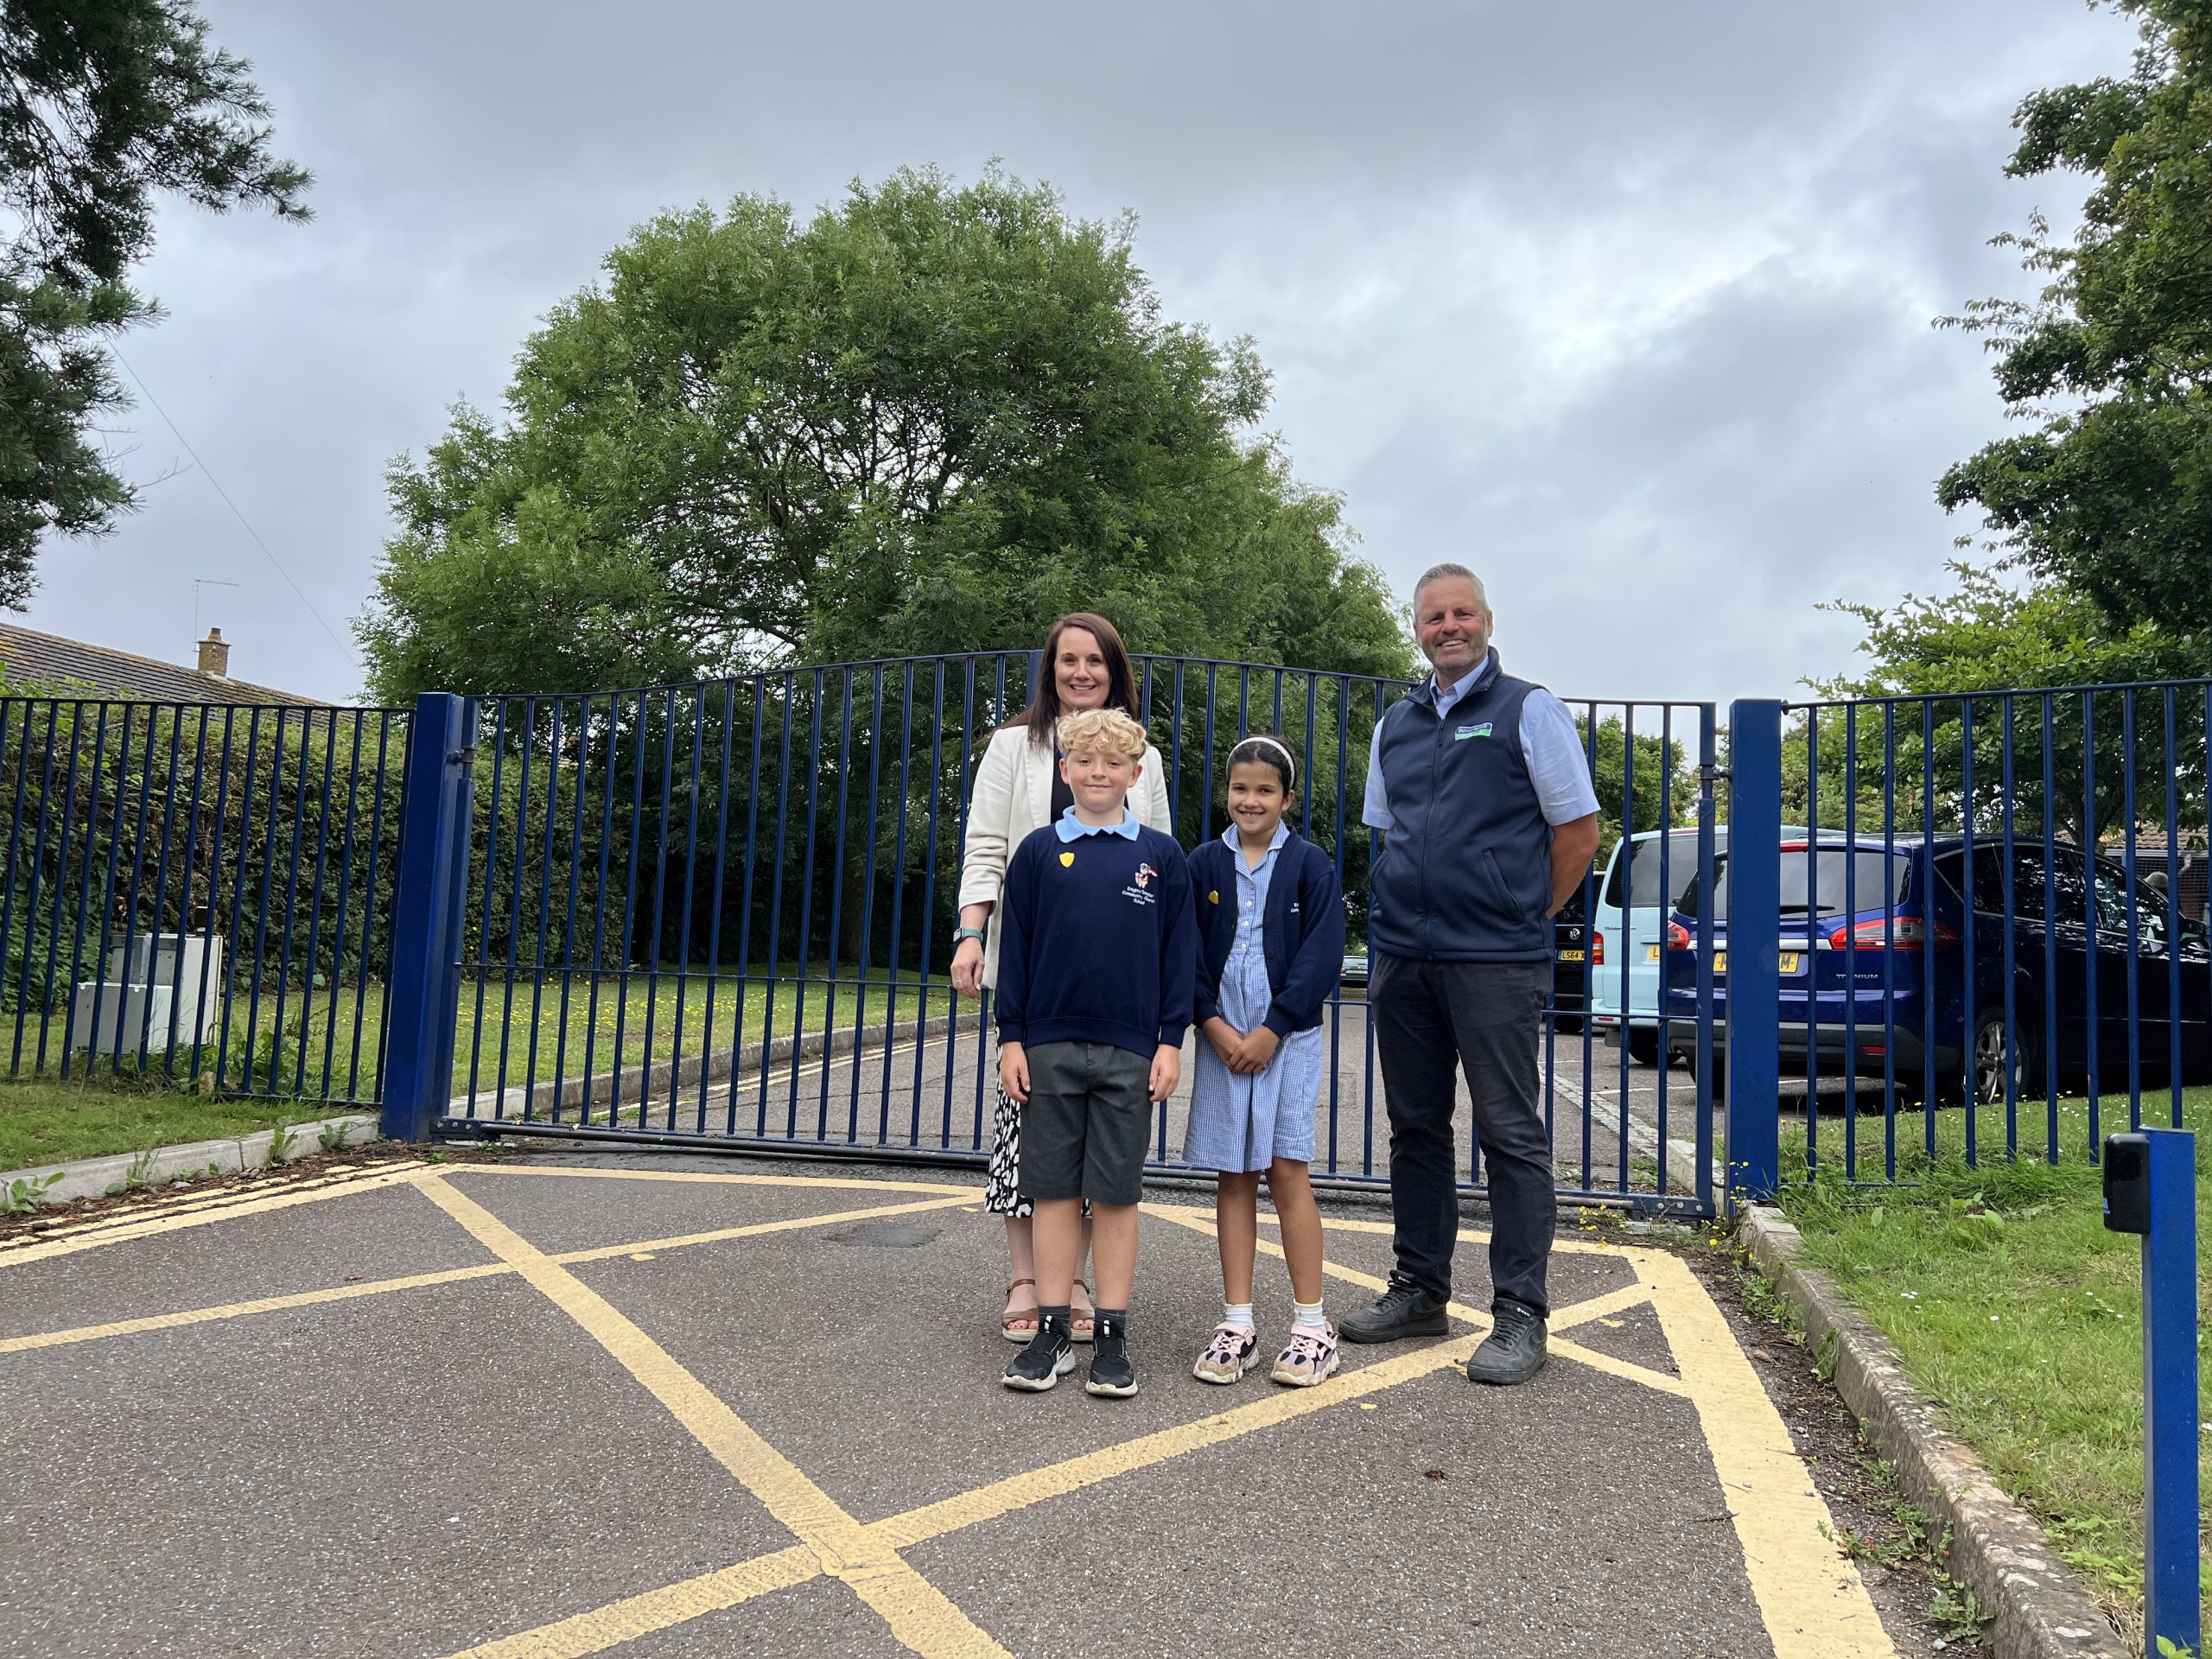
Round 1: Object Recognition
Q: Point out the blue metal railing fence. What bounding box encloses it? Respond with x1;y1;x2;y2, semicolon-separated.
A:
21;658;2202;1215
1757;681;2212;1187
0;696;411;1109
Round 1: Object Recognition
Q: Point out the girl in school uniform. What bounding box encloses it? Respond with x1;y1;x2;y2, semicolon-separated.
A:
1183;734;1347;1387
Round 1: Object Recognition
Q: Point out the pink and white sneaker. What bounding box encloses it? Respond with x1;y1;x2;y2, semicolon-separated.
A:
1271;1322;1341;1388
1192;1321;1260;1384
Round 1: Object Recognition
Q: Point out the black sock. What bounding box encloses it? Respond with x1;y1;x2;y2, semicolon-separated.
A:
1035;1305;1071;1345
1094;1307;1128;1352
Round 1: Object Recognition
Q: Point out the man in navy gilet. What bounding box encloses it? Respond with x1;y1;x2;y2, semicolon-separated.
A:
1339;563;1601;1384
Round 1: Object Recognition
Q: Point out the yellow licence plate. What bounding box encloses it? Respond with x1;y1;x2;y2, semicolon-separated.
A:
1558;949;1585;963
1643;944;1661;963
1713;951;1726;975
1778;952;1802;974
1708;951;1797;976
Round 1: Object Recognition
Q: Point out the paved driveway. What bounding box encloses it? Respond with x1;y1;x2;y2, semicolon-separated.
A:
2;1151;1910;1658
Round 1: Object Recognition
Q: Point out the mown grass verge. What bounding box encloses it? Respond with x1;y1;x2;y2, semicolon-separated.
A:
1775;1086;2212;1628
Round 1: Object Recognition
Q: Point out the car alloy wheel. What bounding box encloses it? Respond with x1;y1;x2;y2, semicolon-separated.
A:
1971;1014;2024;1106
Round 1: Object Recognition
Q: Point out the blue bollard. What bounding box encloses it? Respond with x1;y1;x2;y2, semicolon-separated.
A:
2103;1128;2200;1658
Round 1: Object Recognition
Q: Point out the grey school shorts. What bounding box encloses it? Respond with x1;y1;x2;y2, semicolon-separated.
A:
1019;1040;1154;1207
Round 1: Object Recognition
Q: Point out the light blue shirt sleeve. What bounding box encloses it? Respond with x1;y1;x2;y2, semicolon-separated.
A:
1363;718;1392;832
1518;689;1601;825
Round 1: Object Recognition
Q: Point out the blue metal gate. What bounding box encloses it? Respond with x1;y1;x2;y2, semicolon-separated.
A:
399;654;1722;1217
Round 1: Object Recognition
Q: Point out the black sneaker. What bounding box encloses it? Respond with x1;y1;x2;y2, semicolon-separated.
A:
1003;1327;1077;1392
1085;1311;1138;1397
1338;1274;1450;1344
1465;1297;1547;1386
1085;1344;1138;1397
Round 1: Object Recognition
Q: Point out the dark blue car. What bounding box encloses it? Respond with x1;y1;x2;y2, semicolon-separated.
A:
1661;836;2212;1102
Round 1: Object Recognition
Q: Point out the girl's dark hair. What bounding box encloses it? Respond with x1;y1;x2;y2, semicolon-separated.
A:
1016;613;1141;748
1226;733;1299;798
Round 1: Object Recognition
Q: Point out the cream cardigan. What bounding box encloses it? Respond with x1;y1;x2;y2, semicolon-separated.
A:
955;722;1174;990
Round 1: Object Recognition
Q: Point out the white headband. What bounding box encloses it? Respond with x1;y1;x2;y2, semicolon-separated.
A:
1234;735;1297;789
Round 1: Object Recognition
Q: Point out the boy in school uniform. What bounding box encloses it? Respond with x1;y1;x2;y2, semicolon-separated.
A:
996;707;1197;1397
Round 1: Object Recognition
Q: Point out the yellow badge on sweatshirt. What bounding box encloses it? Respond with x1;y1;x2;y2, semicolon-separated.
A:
1058;850;1076;868
1209;889;1219;905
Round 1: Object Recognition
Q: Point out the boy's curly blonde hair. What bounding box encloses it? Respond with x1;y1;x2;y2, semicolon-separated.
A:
1056;707;1148;760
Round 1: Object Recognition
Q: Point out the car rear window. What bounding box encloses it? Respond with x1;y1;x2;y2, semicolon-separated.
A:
1677;849;1908;921
1601;830;1707;910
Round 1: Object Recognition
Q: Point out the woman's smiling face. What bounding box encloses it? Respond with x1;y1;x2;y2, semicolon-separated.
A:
1053;627;1109;711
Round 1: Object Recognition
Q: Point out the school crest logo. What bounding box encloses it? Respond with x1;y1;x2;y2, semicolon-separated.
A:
1454;721;1493;741
1058;850;1075;868
1134;862;1158;889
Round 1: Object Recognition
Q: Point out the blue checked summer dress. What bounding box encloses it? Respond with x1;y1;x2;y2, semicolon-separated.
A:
1183;827;1325;1173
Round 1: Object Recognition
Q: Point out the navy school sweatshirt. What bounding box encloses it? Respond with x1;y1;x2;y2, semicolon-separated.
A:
994;820;1197;1059
1185;830;1347;1038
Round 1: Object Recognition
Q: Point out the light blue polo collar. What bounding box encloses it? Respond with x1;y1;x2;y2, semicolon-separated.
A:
1217;822;1291;858
1056;805;1141;842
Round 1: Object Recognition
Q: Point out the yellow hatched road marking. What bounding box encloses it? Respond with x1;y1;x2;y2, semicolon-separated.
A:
0;1161;400;1245
6;1156;1897;1659
442;1337;1473;1659
1631;1248;1895;1659
0;1191;981;1355
416;1174;1011;1659
1141;1200;1688;1396
1267;1208;1633;1258
0;1163;433;1268
444;1266;1668;1659
448;1545;820;1659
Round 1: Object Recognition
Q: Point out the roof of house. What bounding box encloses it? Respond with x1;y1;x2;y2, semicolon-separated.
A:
0;621;329;709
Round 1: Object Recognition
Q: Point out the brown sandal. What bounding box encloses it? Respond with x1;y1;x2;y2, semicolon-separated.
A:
1002;1278;1039;1344
1069;1284;1096;1344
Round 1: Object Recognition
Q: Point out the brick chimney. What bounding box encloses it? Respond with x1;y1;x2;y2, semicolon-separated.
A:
197;627;230;677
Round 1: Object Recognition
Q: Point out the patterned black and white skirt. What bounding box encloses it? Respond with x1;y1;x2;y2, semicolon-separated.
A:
982;1084;1030;1217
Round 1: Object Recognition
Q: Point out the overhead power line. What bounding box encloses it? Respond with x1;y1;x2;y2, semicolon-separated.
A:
111;349;354;658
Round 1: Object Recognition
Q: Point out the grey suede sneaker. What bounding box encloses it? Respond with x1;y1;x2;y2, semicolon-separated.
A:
1338;1274;1451;1344
1465;1298;1547;1385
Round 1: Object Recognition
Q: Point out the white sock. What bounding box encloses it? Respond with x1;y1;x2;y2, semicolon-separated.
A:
1222;1301;1255;1332
1293;1299;1328;1334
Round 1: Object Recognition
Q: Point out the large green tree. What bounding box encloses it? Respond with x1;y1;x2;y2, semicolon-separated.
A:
1795;563;2212;841
359;167;1412;697
1936;0;2212;639
0;0;311;606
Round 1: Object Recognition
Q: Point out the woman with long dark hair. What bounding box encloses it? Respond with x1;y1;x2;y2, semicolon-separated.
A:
951;613;1173;1343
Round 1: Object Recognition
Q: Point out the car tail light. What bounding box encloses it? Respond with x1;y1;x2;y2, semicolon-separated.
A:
1592;930;1605;966
1824;915;1959;951
1665;921;1692;951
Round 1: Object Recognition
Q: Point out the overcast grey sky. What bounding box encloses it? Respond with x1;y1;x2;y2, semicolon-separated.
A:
18;0;2129;705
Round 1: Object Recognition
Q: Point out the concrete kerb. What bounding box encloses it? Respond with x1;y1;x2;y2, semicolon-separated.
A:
1734;1202;2128;1659
1;1113;381;1209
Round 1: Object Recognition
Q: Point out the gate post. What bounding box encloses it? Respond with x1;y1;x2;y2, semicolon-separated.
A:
379;693;478;1143
1725;699;1783;1204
